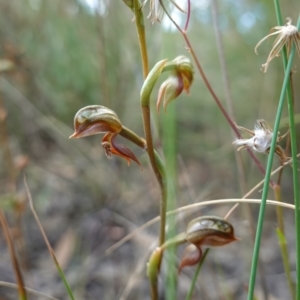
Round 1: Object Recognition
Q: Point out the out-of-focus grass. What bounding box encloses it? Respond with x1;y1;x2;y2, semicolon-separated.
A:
0;0;299;299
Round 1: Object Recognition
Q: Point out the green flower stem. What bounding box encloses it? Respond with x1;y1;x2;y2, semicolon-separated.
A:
274;184;295;300
163;101;178;300
276;228;296;300
147;247;163;300
132;0;168;249
247;23;299;300
273;184;285;233
185;249;209;300
121;122;168;249
120;126;146;149
147;232;185;300
140;59;181;246
272;7;299;299
160;233;187;250
273;8;300;299
132;0;149;79
154;149;168;247
141;104;164;190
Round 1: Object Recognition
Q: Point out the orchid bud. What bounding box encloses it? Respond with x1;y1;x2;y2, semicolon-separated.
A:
69;105;122;139
186;216;238;247
156;56;193;112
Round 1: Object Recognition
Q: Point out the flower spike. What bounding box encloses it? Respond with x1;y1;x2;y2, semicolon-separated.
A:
70;105;140;166
255;18;300;73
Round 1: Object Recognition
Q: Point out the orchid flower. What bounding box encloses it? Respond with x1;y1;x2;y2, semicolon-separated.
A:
70;105;140;166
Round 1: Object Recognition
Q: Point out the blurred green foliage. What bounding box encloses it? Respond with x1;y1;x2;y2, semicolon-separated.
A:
0;0;299;299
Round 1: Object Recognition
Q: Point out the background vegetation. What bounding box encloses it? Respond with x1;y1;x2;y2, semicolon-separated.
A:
0;0;299;299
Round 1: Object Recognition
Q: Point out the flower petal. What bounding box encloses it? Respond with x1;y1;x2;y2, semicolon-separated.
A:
102;133;141;166
178;244;202;274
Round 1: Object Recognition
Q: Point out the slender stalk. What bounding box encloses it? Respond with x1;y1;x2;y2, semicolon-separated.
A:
163;104;177;300
24;178;75;300
121;123;167;250
147;247;163;300
273;184;285;234
0;210;27;300
286;70;300;299
274;186;295;300
132;0;149;78
183;0;191;31
273;6;300;299
185;249;209;300
132;0;167;248
155;150;168;247
0;93;17;193
120;125;146;149
0;281;59;300
247;33;299;300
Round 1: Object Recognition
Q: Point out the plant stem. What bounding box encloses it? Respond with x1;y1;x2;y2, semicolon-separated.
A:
185;249;209;300
120;125;146;149
154;150;168;246
273;7;300;299
132;0;149;78
0;210;27;300
163;104;178;300
133;0;167;248
275;185;295;300
247;29;299;300
24;178;75;300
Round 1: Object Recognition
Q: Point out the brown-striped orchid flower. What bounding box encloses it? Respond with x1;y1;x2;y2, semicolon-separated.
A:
233;119;289;164
178;216;238;273
156;56;193;113
70;105;140;166
148;216;238;276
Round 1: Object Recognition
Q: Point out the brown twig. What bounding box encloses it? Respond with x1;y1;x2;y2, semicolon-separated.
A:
0;210;27;300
